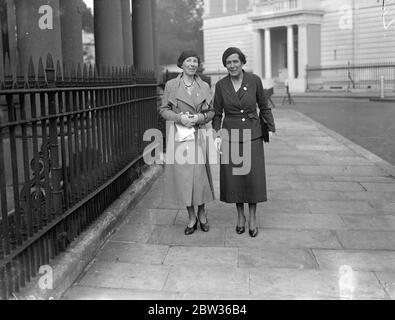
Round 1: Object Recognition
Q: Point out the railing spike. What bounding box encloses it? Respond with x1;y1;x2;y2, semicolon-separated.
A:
63;62;70;82
15;59;24;88
107;66;111;81
38;57;45;87
46;53;54;70
23;73;29;89
131;65;137;83
45;54;55;85
111;66;116;81
4;54;14;89
113;66;117;82
117;66;121;80
94;65;99;82
76;63;82;81
0;49;3;83
70;62;76;83
56;60;63;82
88;64;93;82
99;65;104;79
83;64;88;82
28;56;36;88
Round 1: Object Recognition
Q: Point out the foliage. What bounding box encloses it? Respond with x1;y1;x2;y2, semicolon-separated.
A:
79;0;94;33
156;0;204;66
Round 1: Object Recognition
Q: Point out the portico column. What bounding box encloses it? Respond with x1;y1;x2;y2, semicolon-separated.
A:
253;29;263;79
0;11;3;76
121;0;133;65
298;24;308;80
1;0;17;72
132;0;155;69
151;0;159;77
287;25;295;79
60;0;83;68
94;0;124;67
264;28;272;79
15;0;63;74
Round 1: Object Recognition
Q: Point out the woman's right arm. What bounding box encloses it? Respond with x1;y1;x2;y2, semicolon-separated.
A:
212;83;224;133
158;82;182;124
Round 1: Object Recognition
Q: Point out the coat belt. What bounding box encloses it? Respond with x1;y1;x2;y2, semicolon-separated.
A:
225;111;258;120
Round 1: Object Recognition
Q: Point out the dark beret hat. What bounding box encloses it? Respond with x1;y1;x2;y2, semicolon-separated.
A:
177;50;201;68
222;47;246;67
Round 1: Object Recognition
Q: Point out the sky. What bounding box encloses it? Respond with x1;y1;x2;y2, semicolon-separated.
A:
83;0;93;10
83;0;132;13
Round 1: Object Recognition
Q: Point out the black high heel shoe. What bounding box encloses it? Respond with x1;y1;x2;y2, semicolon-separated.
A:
198;208;209;232
236;217;246;234
199;217;210;232
185;219;198;236
236;225;245;234
249;227;259;238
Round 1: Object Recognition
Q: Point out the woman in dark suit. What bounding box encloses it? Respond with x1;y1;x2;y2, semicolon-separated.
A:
212;47;276;238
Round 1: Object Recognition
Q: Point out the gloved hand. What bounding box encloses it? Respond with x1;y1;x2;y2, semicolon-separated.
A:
214;137;222;153
180;114;194;128
189;114;200;125
194;113;205;125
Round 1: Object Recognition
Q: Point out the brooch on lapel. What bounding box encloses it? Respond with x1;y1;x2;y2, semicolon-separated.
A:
243;87;248;91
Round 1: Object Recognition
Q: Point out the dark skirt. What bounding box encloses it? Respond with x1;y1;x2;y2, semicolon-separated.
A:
220;138;267;203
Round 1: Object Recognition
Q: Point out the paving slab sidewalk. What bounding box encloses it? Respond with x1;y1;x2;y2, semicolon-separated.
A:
62;109;395;300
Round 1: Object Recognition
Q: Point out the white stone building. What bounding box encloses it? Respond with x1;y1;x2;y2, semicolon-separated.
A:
203;0;395;92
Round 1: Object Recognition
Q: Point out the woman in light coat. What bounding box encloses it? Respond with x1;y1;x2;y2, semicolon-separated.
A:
158;51;215;235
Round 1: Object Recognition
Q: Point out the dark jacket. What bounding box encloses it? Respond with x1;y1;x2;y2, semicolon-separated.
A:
212;71;276;142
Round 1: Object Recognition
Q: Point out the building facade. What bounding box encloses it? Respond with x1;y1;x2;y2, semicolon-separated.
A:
203;0;395;91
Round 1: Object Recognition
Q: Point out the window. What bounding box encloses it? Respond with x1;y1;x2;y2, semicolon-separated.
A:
209;0;223;16
227;0;236;13
237;0;252;12
208;0;252;16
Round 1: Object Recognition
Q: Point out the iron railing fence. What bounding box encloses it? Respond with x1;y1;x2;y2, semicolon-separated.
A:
0;54;159;299
306;62;395;91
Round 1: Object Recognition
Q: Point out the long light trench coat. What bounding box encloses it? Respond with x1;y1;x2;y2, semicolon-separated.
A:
158;74;216;206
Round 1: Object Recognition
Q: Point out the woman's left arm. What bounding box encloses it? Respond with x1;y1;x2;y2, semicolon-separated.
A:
256;77;276;133
196;85;215;125
158;81;182;124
